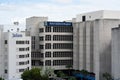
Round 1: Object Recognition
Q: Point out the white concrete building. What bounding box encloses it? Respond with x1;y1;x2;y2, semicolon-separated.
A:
26;17;73;70
0;27;31;80
73;10;120;80
112;26;120;80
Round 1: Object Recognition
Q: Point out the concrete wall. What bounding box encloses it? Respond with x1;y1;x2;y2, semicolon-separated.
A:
73;19;120;80
27;17;73;70
112;27;120;80
26;17;48;36
4;32;31;80
76;10;103;22
0;26;4;78
26;17;48;51
73;22;79;69
76;10;120;22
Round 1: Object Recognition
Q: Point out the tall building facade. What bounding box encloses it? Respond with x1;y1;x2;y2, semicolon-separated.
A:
0;27;31;80
26;17;73;70
73;10;120;80
112;26;120;80
0;26;4;79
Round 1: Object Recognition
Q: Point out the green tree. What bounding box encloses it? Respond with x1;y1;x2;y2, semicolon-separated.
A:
66;65;73;69
80;69;89;76
40;67;56;80
44;67;56;77
103;72;113;80
21;68;42;80
68;76;77;80
30;68;42;80
66;65;73;76
21;70;31;80
41;74;49;80
0;77;4;80
57;71;66;78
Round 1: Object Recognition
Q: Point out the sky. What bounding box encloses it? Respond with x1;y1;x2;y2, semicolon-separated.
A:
0;0;120;30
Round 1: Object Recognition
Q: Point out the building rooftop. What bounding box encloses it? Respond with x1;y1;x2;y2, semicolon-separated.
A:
76;10;120;22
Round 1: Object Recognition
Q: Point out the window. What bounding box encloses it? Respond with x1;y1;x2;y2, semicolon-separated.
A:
32;60;35;66
53;60;73;66
19;55;24;58
31;52;43;58
27;60;29;64
45;52;51;57
19;48;25;51
32;41;35;44
5;40;7;44
19;54;29;58
19;69;25;72
45;60;51;66
27;67;29;70
19;61;29;65
32;36;35;40
4;69;7;73
16;41;29;44
53;27;73;32
45;43;51;49
39;36;44;41
45;27;51;32
39;28;44;33
26;54;29;57
26;47;29;51
53;51;73;57
19;47;30;51
16;41;19;44
32;60;43;66
26;41;29;44
39;45;44;49
19;62;25;65
45;35;51;41
53;43;73;49
53;35;73;41
32;45;35;49
82;16;86;21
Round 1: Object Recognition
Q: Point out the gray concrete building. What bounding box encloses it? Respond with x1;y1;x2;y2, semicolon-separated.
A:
0;26;4;79
73;10;120;80
26;17;73;70
112;26;120;80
